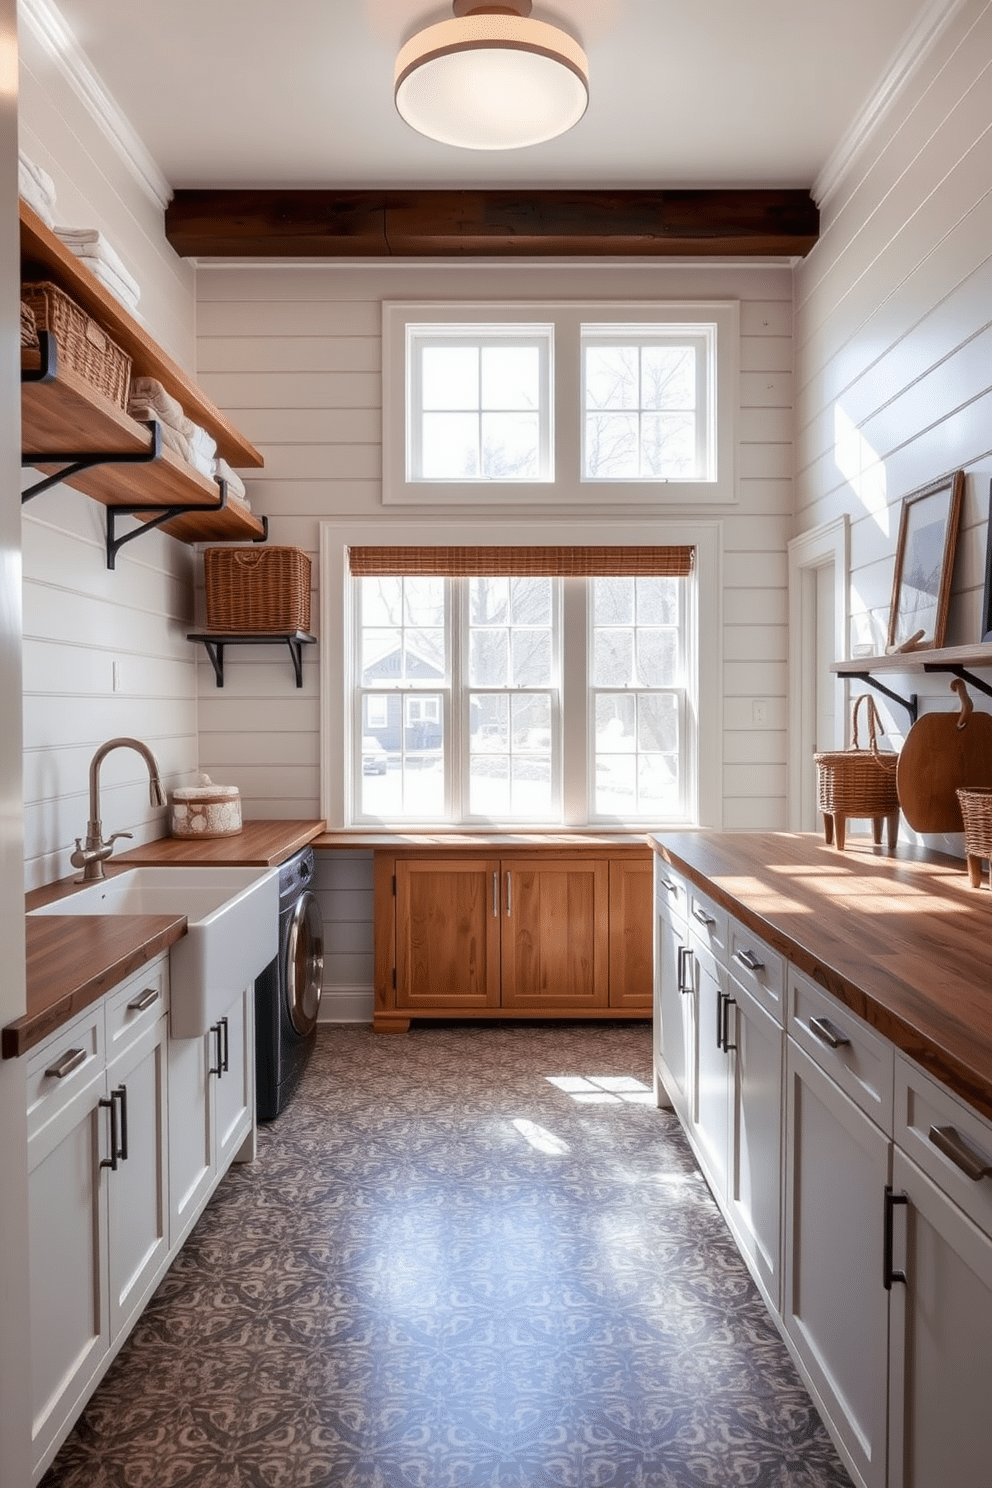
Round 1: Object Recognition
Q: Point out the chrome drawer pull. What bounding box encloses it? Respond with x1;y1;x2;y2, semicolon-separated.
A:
44;1047;86;1080
660;879;679;895
127;986;159;1012
928;1124;992;1182
734;948;764;972
676;944;693;995
692;907;716;927
809;1015;850;1049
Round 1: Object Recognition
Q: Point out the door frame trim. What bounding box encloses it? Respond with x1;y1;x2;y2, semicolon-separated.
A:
787;517;849;831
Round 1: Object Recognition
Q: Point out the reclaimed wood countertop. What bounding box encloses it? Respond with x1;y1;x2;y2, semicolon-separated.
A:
311;829;651;851
4;819;325;1060
650;831;992;1122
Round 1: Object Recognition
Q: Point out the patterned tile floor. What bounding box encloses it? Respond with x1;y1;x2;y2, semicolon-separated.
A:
43;1022;854;1488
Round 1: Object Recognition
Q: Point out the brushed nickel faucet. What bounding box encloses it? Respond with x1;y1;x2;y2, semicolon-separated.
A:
71;737;166;881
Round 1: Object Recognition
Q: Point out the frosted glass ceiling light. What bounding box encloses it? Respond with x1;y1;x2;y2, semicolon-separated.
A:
395;1;589;151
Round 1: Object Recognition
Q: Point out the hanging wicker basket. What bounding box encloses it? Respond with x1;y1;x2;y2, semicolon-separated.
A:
814;693;899;820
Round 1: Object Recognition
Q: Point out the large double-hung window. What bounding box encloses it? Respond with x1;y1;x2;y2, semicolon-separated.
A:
349;546;693;828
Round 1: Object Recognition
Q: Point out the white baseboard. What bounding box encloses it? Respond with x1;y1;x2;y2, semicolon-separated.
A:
318;984;374;1024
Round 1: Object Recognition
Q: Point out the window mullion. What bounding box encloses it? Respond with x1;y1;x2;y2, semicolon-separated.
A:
562;578;587;827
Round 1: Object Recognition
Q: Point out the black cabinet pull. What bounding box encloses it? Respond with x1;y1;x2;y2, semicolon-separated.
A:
883;1186;909;1290
99;1093;119;1170
722;994;738;1052
209;1021;224;1078
220;1016;230;1075
716;986;725;1050
114;1085;128;1163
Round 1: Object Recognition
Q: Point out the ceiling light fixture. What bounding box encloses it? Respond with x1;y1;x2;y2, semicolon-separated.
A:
395;1;589;151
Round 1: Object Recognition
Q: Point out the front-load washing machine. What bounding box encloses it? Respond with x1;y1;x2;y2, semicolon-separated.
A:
255;845;323;1120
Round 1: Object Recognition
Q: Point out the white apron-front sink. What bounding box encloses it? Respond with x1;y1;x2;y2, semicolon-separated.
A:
30;865;279;1038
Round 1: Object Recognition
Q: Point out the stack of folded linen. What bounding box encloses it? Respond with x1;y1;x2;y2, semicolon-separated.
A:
19;150;56;228
54;226;141;315
128;376;218;479
213;457;251;508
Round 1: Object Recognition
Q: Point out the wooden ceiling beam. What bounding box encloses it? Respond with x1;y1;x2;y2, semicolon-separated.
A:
164;188;818;258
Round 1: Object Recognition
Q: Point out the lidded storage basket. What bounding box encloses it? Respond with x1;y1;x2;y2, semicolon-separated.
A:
204;546;311;633
171;773;243;838
814;693;899;848
21;280;132;409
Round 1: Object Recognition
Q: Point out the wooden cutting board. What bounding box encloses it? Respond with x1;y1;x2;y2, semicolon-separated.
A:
896;679;992;831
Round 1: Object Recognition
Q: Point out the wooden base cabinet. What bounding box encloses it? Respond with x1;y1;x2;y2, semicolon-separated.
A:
375;844;650;1031
27;956;170;1482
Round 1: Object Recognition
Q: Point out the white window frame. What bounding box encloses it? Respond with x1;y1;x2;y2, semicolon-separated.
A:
321;519;723;832
382;300;738;507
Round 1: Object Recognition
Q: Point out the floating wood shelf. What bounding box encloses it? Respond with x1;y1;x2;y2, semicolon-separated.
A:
832;645;992;724
19;201;267;565
187;631;316;688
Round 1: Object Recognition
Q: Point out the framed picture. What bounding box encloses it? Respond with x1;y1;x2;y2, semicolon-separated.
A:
887;470;964;652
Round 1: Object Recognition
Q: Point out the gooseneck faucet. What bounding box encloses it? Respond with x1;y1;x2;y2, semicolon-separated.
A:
70;737;166;881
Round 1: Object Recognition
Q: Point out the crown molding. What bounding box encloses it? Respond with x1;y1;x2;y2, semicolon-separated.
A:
19;0;172;211
813;0;970;209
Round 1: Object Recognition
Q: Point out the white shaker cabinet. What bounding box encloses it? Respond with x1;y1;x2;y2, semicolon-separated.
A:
653;859;691;1119
885;1058;992;1488
27;956;169;1481
168;982;254;1250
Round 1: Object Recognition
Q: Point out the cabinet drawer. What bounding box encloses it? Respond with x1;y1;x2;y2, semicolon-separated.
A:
728;920;783;1022
788;970;894;1133
106;955;169;1063
895;1054;992;1241
26;1005;105;1142
687;885;728;960
654;859;688;924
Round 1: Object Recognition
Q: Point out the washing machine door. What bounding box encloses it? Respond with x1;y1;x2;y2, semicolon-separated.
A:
285;890;323;1036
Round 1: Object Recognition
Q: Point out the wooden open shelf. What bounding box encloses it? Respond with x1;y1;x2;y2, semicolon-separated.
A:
832;645;992;724
20;200;266;554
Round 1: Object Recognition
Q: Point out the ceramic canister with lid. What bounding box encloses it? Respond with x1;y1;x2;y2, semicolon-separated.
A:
170;772;243;837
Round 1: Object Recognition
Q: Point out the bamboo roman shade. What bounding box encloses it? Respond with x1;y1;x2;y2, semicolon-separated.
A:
348;546;694;577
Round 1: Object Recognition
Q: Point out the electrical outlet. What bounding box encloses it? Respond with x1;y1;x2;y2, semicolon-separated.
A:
752;699;768;727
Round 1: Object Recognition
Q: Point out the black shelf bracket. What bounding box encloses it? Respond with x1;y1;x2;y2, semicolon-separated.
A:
846;671;918;725
22;418;164;508
105;468;231;570
923;663;992;700
186;630;316;688
21;330;57;385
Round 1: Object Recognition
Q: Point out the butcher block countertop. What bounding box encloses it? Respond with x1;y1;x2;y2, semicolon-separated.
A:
651;831;992;1122
4;819;325;1061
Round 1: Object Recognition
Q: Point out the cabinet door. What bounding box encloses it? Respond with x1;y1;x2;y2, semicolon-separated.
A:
655;909;692;1119
500;857;609;1009
106;1015;170;1340
887;1152;992;1488
608;856;653;1010
395;858;501;1012
689;935;730;1200
28;1072;109;1476
726;975;783;1310
167;1031;214;1249
215;985;254;1170
783;1037;890;1488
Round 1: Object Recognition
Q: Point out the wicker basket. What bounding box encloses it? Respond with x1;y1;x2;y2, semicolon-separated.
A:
815;693;899;819
957;787;992;887
204;546;311;633
21;280;132;409
20;300;38;351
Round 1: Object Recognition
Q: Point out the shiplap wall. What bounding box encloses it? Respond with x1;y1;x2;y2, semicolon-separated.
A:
795;0;992;799
19;22;201;890
195;260;795;1018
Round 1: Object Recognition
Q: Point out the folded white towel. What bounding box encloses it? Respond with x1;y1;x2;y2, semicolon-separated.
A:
18;160;55;228
128;412;191;464
129;377;195;437
187;422;217;479
213;457;248;505
73;253;141;313
54;227;141;302
18;150;56;206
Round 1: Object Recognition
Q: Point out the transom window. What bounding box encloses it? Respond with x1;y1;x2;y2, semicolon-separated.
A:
407;325;553;482
350;546;693;827
383;301;738;507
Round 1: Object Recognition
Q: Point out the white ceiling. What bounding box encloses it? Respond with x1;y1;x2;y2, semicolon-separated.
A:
48;0;935;194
